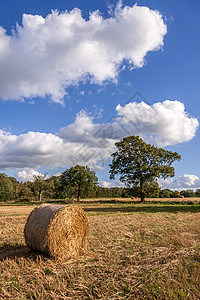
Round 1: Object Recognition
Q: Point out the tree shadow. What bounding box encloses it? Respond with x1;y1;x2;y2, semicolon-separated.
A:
0;244;46;261
84;205;200;214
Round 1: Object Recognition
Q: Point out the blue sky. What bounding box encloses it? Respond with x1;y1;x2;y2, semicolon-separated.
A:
0;0;199;189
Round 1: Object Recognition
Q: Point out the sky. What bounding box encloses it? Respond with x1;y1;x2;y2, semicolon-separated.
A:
0;0;199;190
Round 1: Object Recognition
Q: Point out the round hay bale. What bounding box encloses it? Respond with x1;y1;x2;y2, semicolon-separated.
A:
24;204;89;259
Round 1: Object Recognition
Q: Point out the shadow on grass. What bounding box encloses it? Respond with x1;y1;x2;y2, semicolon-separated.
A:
84;205;200;214
0;244;46;261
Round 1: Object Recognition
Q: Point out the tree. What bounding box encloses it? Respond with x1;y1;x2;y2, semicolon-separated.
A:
180;189;196;198
45;175;61;199
32;174;51;201
0;173;16;202
60;165;98;201
109;135;181;202
170;190;181;198
143;180;160;198
196;189;200;197
159;189;172;198
121;181;160;199
8;176;19;199
17;181;34;202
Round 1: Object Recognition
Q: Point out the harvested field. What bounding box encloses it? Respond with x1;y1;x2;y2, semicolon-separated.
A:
0;203;200;299
80;197;200;204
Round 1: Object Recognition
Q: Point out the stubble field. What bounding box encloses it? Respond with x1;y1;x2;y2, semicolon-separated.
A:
0;202;200;299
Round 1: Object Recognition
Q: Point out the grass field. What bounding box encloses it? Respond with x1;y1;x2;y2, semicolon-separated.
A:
0;202;200;299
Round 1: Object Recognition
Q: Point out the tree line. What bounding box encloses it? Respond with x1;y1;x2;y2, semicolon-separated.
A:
0;135;198;202
0;171;199;203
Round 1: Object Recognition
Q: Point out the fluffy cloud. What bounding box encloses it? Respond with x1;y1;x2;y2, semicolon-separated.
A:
0;4;167;103
159;174;200;190
59;100;199;147
0;100;198;171
16;170;45;181
101;181;124;188
116;100;199;146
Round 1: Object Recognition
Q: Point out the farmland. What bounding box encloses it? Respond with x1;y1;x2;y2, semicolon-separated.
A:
0;202;200;299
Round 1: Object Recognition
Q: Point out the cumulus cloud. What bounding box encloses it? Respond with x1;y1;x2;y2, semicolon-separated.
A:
58;100;199;147
0;100;198;171
0;4;167;102
101;181;124;188
16;170;45;181
116;100;199;146
159;174;200;190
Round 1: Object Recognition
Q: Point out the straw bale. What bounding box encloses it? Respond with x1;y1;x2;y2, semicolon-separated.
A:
24;204;89;259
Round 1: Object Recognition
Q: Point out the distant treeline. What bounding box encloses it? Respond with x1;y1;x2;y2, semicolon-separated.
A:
0;172;199;202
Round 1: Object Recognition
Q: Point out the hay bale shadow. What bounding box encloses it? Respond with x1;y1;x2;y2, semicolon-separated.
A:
84;205;200;214
0;243;46;261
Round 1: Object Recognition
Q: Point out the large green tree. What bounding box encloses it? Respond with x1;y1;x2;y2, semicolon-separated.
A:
0;173;16;202
60;165;98;201
17;181;34;201
109;136;181;202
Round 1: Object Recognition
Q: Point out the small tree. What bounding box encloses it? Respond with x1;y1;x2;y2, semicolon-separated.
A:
60;165;98;201
159;189;172;198
109;135;181;202
180;189;196;198
32;174;51;201
196;189;200;197
170;190;181;198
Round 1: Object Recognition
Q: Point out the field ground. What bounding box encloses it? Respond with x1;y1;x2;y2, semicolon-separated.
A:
80;197;200;203
0;202;200;299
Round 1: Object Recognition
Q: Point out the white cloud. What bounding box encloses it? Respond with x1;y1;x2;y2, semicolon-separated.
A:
159;174;200;190
16;170;45;182
101;181;124;188
0;100;198;171
116;100;199;146
52;172;62;177
0;27;9;57
0;4;167;103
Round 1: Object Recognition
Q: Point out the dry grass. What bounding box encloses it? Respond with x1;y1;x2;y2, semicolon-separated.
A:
80;197;200;204
0;203;200;299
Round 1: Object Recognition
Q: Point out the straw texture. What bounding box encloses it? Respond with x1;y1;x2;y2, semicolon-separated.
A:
24;204;89;259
